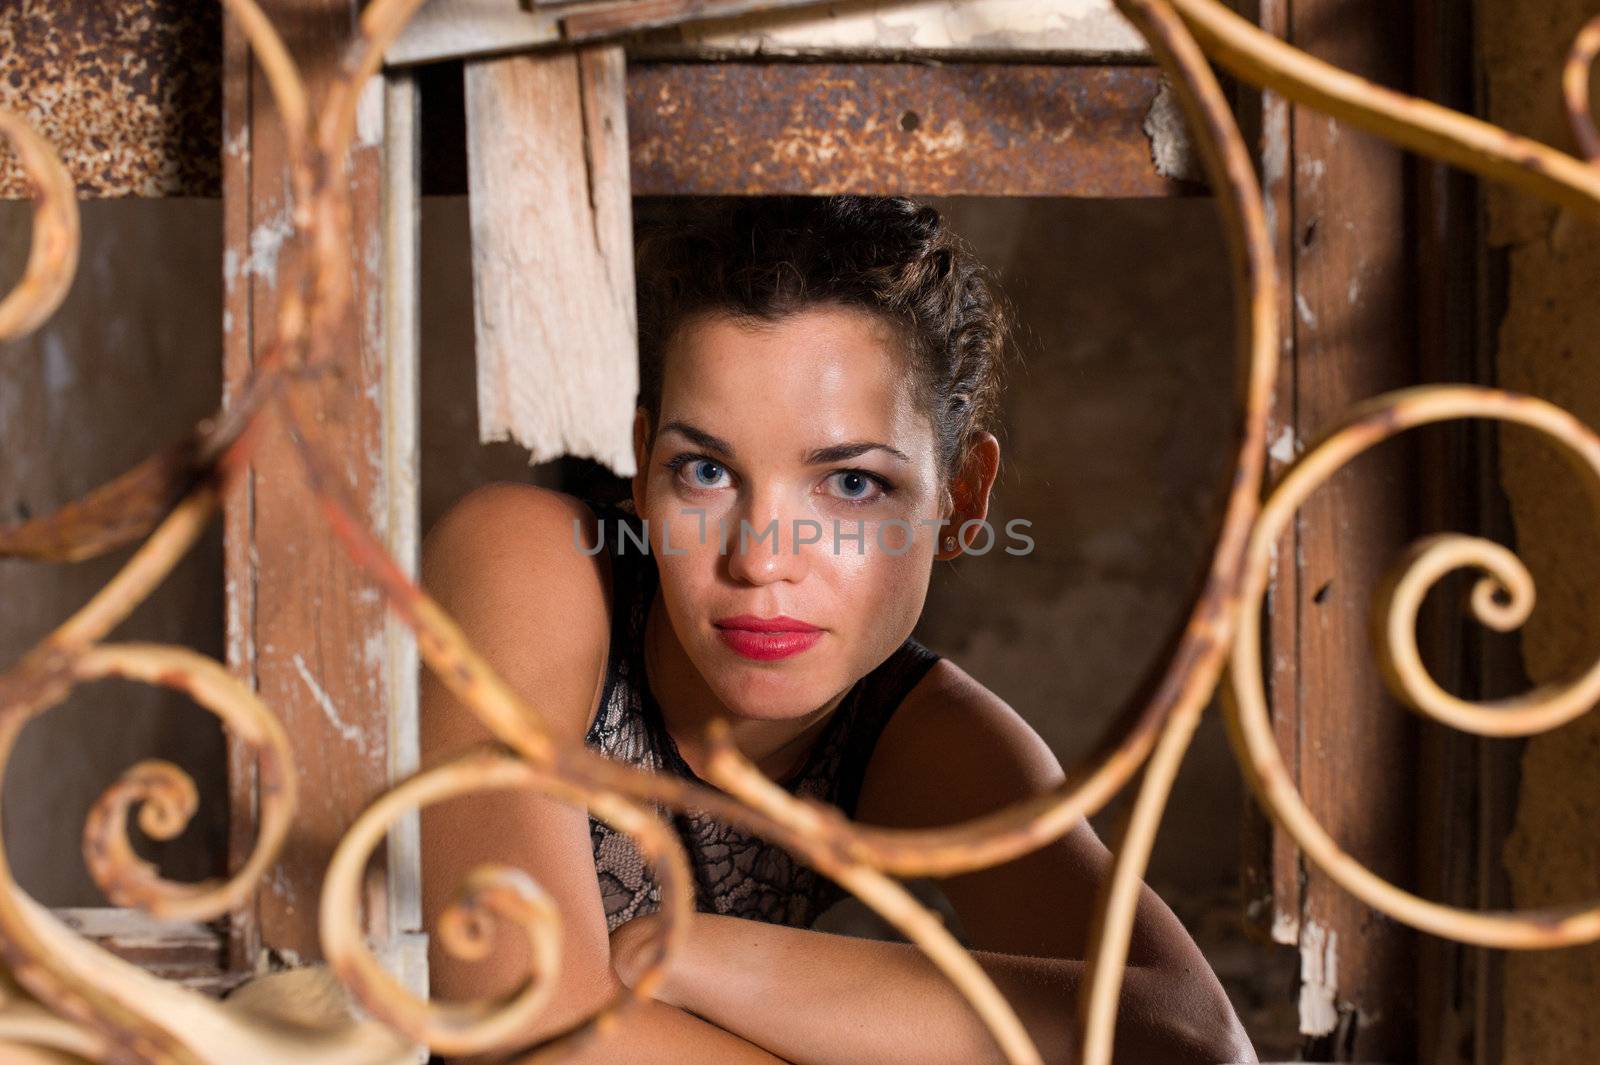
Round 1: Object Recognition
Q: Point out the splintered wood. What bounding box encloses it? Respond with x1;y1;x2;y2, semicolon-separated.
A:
464;46;639;478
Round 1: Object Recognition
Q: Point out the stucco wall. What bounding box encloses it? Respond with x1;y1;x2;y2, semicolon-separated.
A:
1480;1;1600;1059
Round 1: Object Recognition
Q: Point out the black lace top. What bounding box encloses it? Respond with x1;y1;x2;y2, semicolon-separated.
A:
582;497;942;933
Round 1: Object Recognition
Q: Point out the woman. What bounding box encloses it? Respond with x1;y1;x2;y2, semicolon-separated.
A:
419;197;1254;1064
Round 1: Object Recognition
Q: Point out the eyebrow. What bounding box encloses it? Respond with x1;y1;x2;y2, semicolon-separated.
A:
660;420;911;465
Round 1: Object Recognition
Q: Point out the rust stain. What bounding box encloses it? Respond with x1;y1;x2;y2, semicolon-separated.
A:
0;0;220;198
627;62;1196;198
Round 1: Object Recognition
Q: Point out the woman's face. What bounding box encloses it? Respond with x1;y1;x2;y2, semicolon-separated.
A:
634;304;945;722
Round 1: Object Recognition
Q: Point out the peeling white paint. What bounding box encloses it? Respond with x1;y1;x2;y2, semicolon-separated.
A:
268;863;298;909
1298;919;1340;1037
356;76;385;148
247;211;295;285
1269;425;1300;465
1261;104;1288;244
1271;908;1298;945
363;631;388;689
1295;292;1319;329
292;653;370;756
1142;78;1203;184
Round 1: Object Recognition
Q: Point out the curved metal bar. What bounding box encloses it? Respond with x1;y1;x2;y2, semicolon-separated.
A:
1166;0;1600;219
0;110;78;344
1226;385;1600;949
1069;4;1281;1061
320;747;694;1060
72;643;298;922
1564;15;1600;162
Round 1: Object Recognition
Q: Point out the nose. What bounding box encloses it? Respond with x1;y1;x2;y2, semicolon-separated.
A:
723;489;815;587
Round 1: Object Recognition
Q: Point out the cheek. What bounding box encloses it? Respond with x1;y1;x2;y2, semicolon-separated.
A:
819;535;931;636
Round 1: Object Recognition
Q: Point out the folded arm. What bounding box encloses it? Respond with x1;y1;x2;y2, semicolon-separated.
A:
605;657;1255;1065
613;909;1247;1065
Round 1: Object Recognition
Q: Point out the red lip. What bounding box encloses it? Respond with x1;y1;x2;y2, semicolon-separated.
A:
713;615;823;661
713;614;821;633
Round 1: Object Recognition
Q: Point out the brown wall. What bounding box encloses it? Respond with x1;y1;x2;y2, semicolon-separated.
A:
1481;1;1600;1059
0;198;228;905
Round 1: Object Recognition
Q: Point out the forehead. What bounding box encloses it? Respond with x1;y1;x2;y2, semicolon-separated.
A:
659;305;932;451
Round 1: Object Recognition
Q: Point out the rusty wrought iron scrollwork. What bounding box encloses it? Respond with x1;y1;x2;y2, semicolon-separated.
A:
0;1;1598;1063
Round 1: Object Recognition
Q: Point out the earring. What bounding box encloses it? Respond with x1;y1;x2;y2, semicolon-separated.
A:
944;536;956;550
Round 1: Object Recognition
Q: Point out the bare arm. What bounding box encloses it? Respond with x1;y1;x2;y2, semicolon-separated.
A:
613;658;1253;1065
613;910;1249;1065
419;484;789;1065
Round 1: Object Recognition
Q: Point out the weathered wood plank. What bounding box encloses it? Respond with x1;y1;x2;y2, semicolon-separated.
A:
1246;0;1423;1055
53;908;236;998
464;46;639;477
221;0;260;977
386;0;829;66
385;0;561;68
223;3;397;962
628;0;1148;61
379;70;428;998
386;0;1149;67
1238;0;1306;955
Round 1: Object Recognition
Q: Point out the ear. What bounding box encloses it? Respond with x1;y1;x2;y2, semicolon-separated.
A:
631;407;652;514
935;431;1001;561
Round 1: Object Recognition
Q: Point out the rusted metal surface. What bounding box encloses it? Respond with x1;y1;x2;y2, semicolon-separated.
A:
0;0;221;199
628;62;1195;197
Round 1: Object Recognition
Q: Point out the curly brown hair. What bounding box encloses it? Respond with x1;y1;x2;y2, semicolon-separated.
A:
633;196;1012;501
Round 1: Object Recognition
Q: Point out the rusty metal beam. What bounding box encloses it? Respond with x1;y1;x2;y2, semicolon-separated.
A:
0;0;1185;204
0;1;221;199
627;62;1195;197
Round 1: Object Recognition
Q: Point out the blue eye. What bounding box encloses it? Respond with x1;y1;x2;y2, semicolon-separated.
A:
665;453;733;492
690;460;728;488
664;452;892;505
826;469;892;505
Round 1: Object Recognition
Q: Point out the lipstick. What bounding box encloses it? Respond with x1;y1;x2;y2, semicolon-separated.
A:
713;614;823;661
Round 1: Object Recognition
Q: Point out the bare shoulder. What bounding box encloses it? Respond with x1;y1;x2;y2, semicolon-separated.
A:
419;482;613;744
422;481;605;575
855;656;1067;828
855;655;1119;959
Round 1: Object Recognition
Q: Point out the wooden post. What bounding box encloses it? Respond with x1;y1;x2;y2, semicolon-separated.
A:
1248;0;1423;1057
223;3;421;976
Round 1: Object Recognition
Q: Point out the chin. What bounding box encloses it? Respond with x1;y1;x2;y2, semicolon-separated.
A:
715;678;821;721
704;654;833;721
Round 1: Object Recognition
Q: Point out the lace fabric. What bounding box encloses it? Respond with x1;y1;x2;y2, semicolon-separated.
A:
582;496;942;932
